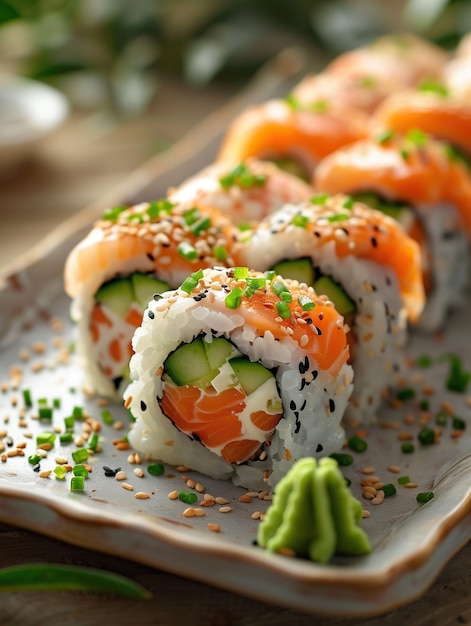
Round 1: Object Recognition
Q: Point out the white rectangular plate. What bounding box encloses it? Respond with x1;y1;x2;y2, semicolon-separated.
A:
0;50;470;617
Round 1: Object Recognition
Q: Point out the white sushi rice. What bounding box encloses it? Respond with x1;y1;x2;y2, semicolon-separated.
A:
240;206;409;424
124;268;353;490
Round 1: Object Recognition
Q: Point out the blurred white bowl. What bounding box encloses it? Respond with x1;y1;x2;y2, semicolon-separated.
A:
0;75;69;176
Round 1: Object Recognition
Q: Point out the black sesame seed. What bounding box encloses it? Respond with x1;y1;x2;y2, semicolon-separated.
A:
316;444;323;453
329;399;335;413
5;436;13;447
148;310;155;319
103;466;121;477
371;236;378;248
311;370;318;380
147;253;155;261
153;293;163;301
315;326;323;336
32;463;41;472
140;400;147;411
300;399;307;411
289;400;297;411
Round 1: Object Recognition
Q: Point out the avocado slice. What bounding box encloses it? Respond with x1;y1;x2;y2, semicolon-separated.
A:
95;278;134;319
229;357;275;395
313;275;355;316
271;258;316;286
131;273;171;310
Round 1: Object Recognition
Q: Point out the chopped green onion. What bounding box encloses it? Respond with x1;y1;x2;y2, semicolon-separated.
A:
182;207;200;226
419;399;430;411
73;464;89;478
284;94;300;109
310;100;328;113
382;483;397;497
101;410;114;425
38;407;53;420
418;427;435;445
53;466;67;480
148;463;165;476
406;128;427;146
435;411;448;426
276;301;291;319
234;267;249;280
0;563;151;597
452;416;466;430
329;453;353;466
418;79;448;97
38;398;48;406
102;205;127;221
180;275;199;294
342;196;354;209
311;193;329;205
271;280;289;296
213;245;228;262
416;354;432;367
178;491;198;504
72;448;89;464
225;287;244;309
348;436;368;453
177;242;198;261
396;388;416;402
219;163;267;189
70;476;85;492
401;442;415;454
22;389;32;408
87;433;99;451
416;491;434;503
53;398;61;409
36;432;56;447
326;213;349;223
280;291;292;303
264;270;276;282
400;149;410;160
190;216;211;236
146;199;173;220
72;406;84;420
28;454;42;465
397;476;410;485
377;130;394;144
64;416;75;431
59;432;74;444
298;295;315;311
291;214;309;228
440;353;471;393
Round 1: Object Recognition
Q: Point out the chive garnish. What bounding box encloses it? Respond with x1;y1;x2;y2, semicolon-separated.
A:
38;407;53;420
298;295;315;311
72;406;84;420
271;280;289;296
435;411;448;426
405;128;427;146
396;388;416;402
440;354;471;393
219;163;267;189
416;355;432;368
418;427;435;445
72;448;89;464
148;463;165;476
311;193;329;205
281;291;292;303
146;199;173;220
190;216;211;236
53;398;61;409
276;301;291;319
28;454;41;465
452;416;466;430
348;436;367;453
382;483;397;497
329;453;353;466
326;213;349;223
101;409;114;425
0;563;151;597
54;466;67;480
291;214;309;228
178;242;198;261
59;432;74;444
342;196;354;209
225;287;244;309
87;433;99;452
183;207;200;226
73;464;89;478
214;244;228;262
234;267;249;280
22;389;32;408
418;79;448;97
416;491;434;503
377;130;394;144
419;399;430;411
401;442;415;454
70;476;85;492
36;432;56;447
284;94;300;109
178;491;198;504
181;269;203;294
102;205;127;221
398;476;410;485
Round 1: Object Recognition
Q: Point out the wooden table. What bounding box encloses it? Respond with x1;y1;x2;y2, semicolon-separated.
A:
1;72;471;626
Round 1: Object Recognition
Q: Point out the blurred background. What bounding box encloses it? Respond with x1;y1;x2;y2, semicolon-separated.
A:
0;0;470;269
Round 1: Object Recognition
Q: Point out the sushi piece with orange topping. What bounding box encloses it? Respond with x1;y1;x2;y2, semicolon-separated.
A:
314;132;470;330
124;266;353;489
64;199;241;398
168;158;313;227
237;194;425;423
217;98;367;181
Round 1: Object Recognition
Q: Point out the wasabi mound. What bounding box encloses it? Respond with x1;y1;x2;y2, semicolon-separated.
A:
257;456;371;563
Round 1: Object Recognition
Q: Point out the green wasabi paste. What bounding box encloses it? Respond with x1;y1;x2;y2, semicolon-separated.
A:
257;457;371;563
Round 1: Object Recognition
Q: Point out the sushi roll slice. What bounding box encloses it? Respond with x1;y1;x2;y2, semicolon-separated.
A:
314;132;470;330
237;194;425;423
168;158;313;227
64;200;240;398
217;99;367;181
124;266;353;489
288;34;447;119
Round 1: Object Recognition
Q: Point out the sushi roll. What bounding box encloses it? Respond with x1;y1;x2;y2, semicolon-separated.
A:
237;194;425;423
64;200;240;398
168;158;314;227
314;132;470;330
290;34;447;118
124;266;353;489
217;98;367;181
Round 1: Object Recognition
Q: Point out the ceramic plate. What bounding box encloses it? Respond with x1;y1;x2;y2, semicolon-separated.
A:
0;51;470;618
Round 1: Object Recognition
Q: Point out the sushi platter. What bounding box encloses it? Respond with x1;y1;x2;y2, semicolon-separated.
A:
1;42;471;617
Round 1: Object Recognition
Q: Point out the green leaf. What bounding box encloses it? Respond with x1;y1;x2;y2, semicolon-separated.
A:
0;564;151;598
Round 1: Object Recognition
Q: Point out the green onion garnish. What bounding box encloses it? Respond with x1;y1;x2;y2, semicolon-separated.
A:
284;94;300;109
416;491;434;503
264;270;276;282
22;389;32;408
219;163;267;189
72;406;84;420
397;476;410;485
190;216;211;236
73;464;89;478
177;242;198;261
298;295;315;311
146;199;173;220
72;448;89;464
234;267;249;280
271;280;289;296
291;214;309;228
102;205;127;221
405;128;427;146
310;100;328;113
348;436;368;453
36;432;56;447
225;287;244;309
311;193;329;205
28;454;41;465
329;453;353;466
53;466;67;480
276;301;291;319
148;463;165;476
38;407;53;420
440;353;471;393
87;433;99;452
435;411;448;426
213;245;228;262
418;79;448;97
396;388;416;402
59;432;74;444
401;442;415;454
281;291;292;303
419;399;430;411
382;483;397;497
342;196;354;209
183;207;200;226
101;410;114;425
178;491;198;504
418;427;435;445
452;416;466;430
53;398;61;409
416;354;432;367
377;130;394;144
326;213;349;223
70;476;85;492
64;416;75;431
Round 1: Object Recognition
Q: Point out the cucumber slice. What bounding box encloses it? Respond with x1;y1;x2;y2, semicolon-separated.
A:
131;273;171;310
95;278;134;319
313;276;355;316
164;338;213;387
271;258;316;286
351;192;407;221
203;337;234;370
229;357;275;395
